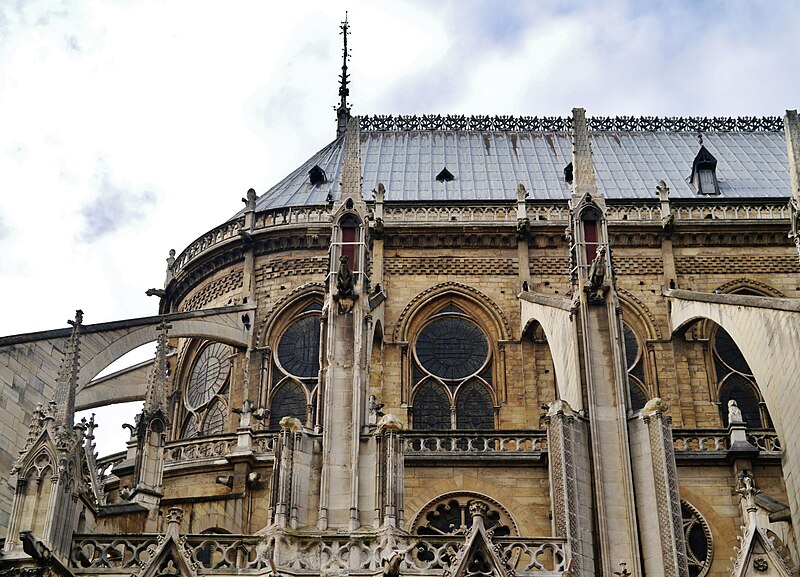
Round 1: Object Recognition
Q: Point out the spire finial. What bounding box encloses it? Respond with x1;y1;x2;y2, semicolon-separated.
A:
336;12;352;138
52;309;83;432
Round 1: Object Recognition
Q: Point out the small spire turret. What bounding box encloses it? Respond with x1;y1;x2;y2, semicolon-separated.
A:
143;320;171;417
336;12;352;138
52;309;83;433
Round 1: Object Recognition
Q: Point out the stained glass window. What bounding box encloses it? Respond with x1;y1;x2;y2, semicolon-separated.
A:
182;342;232;439
277;316;321;379
623;323;647;412
416;318;488;380
455;381;494;429
713;326;769;427
269;381;307;431
201;398;226;436
681;501;712;577
413;382;451;430
186;343;231;410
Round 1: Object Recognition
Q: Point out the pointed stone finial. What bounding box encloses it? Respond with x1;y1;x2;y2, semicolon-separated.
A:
165;506;184;538
571;108;597;198
52;310;83;432
144;321;172;416
336;12;352;138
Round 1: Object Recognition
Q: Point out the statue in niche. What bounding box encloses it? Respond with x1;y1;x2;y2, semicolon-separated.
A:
586;246;607;304
336;255;355;297
728;399;744;425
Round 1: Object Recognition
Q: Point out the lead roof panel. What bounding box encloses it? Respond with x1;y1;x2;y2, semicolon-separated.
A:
239;122;790;218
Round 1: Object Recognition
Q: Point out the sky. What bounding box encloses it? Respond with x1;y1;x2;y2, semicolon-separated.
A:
2;0;800;454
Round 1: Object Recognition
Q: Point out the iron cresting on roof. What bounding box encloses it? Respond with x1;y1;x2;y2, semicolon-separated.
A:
359;115;784;133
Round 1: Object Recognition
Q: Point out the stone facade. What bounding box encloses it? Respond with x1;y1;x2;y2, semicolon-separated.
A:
1;109;799;577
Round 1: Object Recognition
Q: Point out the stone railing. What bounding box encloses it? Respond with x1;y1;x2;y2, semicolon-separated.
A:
163;432;277;468
402;430;547;460
172;218;246;274
170;197;790;277
672;203;790;221
672;429;781;457
71;533;567;575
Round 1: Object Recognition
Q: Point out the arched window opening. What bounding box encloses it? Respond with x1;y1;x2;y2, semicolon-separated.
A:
455;381;494;429
712;326;771;427
181;342;232;439
269;381;308;431
196;527;231;568
412;381;450;430
410;305;494;430
580;207;602;264
267;300;322;430
622;323;648;412
412;493;517;537
681;500;713;577
338;214;361;273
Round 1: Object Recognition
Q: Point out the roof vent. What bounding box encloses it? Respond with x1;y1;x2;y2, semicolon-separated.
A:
564;162;573;184
309;165;327;186
690;145;720;195
436;167;455;183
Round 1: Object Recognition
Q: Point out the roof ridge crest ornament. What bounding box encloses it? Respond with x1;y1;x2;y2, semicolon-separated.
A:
358;114;783;132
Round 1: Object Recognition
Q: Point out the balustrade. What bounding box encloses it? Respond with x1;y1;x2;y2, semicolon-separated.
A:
672;429;781;457
402;431;547;458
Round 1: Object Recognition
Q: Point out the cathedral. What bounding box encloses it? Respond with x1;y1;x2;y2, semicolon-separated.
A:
3;20;800;577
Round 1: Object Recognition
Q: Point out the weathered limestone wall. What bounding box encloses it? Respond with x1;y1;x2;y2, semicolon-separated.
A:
403;465;551;537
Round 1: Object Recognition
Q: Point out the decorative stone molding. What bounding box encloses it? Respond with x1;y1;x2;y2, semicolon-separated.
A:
392;282;512;342
714;278;786;298
617;288;663;341
256;281;325;347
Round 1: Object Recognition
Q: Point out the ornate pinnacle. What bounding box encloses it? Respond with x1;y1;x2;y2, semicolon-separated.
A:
336;12;352;138
144;321;172;416
52;310;83;432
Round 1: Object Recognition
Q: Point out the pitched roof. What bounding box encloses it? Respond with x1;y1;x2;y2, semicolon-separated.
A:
239;116;790;217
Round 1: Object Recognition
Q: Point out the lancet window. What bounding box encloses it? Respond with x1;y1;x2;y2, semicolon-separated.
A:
181;342;232;438
267;301;322;430
622;323;648;412
410;304;495;430
713;326;770;427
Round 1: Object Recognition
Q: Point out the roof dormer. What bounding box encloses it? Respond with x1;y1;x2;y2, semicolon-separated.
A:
690;144;720;195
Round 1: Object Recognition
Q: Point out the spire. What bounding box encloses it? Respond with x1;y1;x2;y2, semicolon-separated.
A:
52;309;83;432
144;320;171;416
336;12;352;138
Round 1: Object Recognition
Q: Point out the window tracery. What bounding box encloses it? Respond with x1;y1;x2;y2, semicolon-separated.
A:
622;323;648;412
681;500;713;577
266;300;322;430
412;493;517;537
410;305;494;430
713;326;769;427
181;342;232;438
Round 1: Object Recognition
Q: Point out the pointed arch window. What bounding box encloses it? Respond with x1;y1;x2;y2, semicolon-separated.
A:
411;305;495;430
681;500;713;577
267;300;322;430
181;342;232;438
622;323;648;412
713;326;770;427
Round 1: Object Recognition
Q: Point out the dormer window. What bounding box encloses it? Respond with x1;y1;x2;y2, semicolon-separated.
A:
309;165;327;186
564;162;573;184
690;145;720;195
436;167;455;183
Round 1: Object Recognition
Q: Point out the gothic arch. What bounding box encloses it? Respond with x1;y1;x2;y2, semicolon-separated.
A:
410;491;520;537
394;282;512;342
617;288;662;340
714;278;785;298
256;282;325;347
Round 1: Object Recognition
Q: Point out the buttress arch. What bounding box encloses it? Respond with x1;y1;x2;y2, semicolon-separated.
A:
667;289;800;542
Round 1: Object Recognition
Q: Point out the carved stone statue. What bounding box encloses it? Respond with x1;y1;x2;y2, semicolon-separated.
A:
642;397;669;417
728;399;744;425
586;246;607;303
336;255;355;297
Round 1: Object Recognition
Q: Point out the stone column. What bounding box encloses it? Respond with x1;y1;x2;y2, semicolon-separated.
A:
629;402;689;577
545;401;594;577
